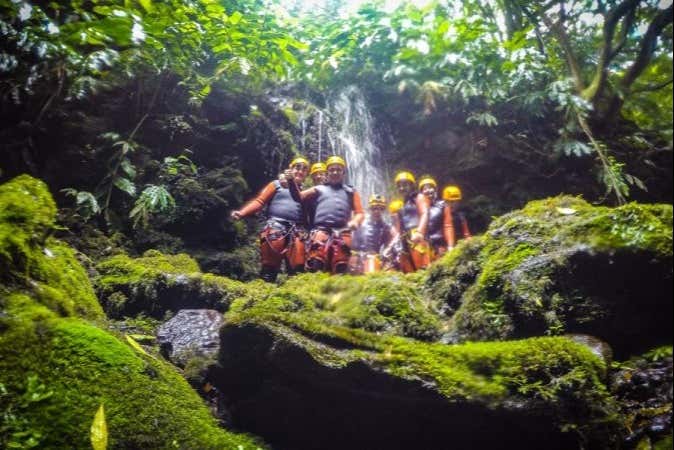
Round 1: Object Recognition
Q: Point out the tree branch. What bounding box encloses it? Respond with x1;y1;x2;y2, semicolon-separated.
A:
620;4;673;91
631;78;674;94
541;13;587;93
582;0;640;102
603;4;673;121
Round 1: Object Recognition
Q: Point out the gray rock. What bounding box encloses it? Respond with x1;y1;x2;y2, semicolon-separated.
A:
565;333;613;366
157;309;223;365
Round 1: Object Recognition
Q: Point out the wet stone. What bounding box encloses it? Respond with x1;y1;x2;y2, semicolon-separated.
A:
157;309;223;366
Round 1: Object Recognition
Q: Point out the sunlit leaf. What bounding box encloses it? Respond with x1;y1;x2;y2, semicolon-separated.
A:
90;404;108;450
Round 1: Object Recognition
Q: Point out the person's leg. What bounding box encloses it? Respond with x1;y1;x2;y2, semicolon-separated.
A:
286;233;306;276
259;228;285;282
331;231;352;274
305;229;329;272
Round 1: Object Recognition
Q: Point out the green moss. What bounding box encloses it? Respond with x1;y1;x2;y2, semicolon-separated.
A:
0;175;103;321
0;295;263;450
228;272;442;341
96;250;201;287
654;435;673;450
224;291;618;437
425;195;673;342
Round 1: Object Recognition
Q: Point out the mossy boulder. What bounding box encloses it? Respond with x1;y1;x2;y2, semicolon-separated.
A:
209;287;622;450
95;250;263;318
0;175;264;449
427;196;673;357
0;294;263;449
0;175;103;321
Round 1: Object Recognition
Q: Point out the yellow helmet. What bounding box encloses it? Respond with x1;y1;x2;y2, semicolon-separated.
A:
310;162;327;175
418;177;437;190
290;156;310;168
388;199;404;214
395;171;416;185
442;185;462;201
325;155;346;168
369;194;387;208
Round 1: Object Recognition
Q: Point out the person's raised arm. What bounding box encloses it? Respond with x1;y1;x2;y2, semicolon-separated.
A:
231;182;276;220
443;203;456;249
299;186;319;202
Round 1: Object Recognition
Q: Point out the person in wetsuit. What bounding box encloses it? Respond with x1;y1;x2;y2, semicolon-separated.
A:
442;185;472;242
231;157;310;282
419;176;455;260
351;194;393;273
301;155;365;274
390;171;431;273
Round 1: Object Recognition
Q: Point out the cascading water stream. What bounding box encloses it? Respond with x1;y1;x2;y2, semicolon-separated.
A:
326;85;387;201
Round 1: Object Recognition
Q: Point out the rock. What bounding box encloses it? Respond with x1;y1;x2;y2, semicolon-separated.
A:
611;348;673;448
94;250;266;318
157;309;223;366
565;334;613;366
0;176;264;449
205;282;623;450
426;196;673;358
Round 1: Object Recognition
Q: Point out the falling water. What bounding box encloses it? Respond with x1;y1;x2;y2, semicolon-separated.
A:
327;85;386;201
317;110;323;162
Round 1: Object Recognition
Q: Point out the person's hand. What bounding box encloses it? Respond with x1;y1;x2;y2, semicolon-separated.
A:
410;230;423;243
231;210;242;220
278;170;292;188
347;219;359;230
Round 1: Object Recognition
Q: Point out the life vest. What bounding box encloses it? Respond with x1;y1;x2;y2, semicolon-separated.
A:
266;181;304;224
398;193;420;233
353;218;391;253
428;199;447;245
312;184;355;228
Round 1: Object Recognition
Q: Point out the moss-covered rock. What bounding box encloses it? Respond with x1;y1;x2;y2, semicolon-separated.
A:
0;175;103;321
426;196;673;357
95;250;260;318
610;346;673;449
0;175;265;449
0;294;263;449
210;287;622;450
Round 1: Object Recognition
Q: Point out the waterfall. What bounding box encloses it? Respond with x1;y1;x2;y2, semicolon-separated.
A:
327;85;387;202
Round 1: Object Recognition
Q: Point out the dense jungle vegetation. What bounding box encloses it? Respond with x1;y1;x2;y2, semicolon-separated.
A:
1;0;672;277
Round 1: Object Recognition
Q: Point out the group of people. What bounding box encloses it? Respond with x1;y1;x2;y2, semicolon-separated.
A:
231;156;471;282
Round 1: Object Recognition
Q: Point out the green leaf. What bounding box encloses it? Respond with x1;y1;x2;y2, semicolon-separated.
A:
126;335;151;357
138;0;153;13
120;159;137;179
230;11;243;25
90;404;108;450
113;177;136;197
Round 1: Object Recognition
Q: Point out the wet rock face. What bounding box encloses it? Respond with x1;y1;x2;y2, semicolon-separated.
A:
611;354;673;448
157;309;223;366
211;323;582;450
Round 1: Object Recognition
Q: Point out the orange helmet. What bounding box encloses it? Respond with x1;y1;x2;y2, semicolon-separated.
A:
394;171;416;185
442;185;462;201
